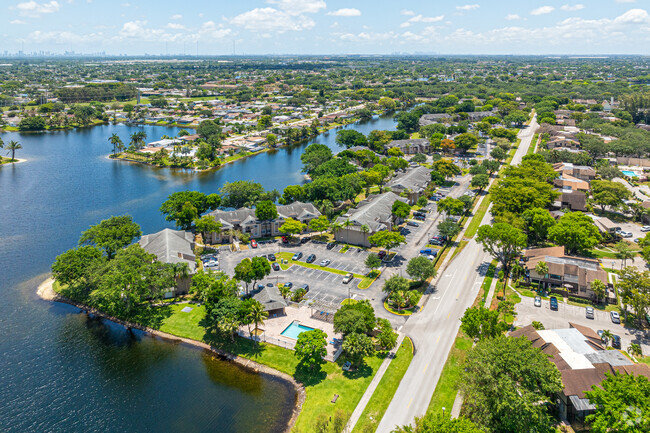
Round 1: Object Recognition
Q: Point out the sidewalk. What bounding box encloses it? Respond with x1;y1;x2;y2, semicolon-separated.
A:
345;333;406;433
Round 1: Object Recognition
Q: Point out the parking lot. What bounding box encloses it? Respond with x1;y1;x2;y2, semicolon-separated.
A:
515;295;650;356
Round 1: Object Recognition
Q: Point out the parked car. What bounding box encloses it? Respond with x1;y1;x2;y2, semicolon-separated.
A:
550;296;558;311
421;254;435;261
611;334;622;349
414;215;426;221
407;221;420;227
586;306;595;319
642;226;650;232
448;215;460;222
284;282;293;289
299;283;310;293
619;230;633;238
413;211;426;217
343;273;353;284
250;239;258;248
610;311;621;324
292;252;303;260
378;250;387;259
268;253;276;261
301;237;310;244
326;242;336;250
534;296;541;307
420;248;437;256
281;236;288;244
320;259;331;267
306;254;316;263
342;361;352;371
257;283;265;290
272;262;280;271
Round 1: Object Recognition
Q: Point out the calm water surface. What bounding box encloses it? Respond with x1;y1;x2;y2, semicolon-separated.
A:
0;116;396;432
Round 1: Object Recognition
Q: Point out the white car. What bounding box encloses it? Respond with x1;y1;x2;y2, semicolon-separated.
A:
320;259;331;267
420;254;435;261
343;273;353;284
642;226;650;232
619;231;633;238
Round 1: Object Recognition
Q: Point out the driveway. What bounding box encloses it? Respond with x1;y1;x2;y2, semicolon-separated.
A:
514;295;650;356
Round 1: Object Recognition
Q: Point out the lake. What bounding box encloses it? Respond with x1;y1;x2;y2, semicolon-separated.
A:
0;114;396;432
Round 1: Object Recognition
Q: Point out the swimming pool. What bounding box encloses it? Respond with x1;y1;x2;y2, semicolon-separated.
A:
621;170;639;177
281;321;315;339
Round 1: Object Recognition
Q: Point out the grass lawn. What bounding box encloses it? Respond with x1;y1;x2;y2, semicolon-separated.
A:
480;261;497;304
528;133;539;156
426;334;473;415
352;338;415;433
464;194;491;239
450;240;468;261
153;303;385;433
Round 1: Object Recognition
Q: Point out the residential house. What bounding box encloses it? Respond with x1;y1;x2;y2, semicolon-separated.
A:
205;202;321;243
252;285;288;316
522;246;613;303
510;323;650;425
139;229;196;296
386;138;431;155
591;216;620;236
555;192;587;212
419;113;452;126
466;111;493;122
553;163;596;182
553;174;590;193
334;192;408;247
387;166;431;205
547;136;581;152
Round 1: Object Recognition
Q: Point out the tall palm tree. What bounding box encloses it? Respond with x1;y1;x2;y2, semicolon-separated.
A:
6;141;22;161
330;221;343;240
601;330;614;348
628;343;643;358
108;133;123;157
247;301;268;334
343;219;352;243
360;224;370;245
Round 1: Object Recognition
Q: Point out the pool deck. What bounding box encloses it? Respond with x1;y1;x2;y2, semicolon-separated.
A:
240;304;342;361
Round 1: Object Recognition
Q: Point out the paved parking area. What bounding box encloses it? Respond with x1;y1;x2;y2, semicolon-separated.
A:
515;295;650;356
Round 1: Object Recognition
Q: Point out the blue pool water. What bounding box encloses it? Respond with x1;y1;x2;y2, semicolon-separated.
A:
281;322;315;340
621;170;638;177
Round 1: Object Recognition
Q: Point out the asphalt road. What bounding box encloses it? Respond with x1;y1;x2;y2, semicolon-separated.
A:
374;115;539;432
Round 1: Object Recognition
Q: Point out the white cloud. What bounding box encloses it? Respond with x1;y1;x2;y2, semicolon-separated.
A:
560;4;585;11
166;22;185;30
456;4;479;11
327;8;360;17
231;7;315;33
401;9;415;16
505;14;521;20
616;0;636;3
15;1;60;17
199;21;232;39
339;31;397;42
170;14;182;20
401;14;444;28
531;6;555;15
614;8;648;23
27;29;102;44
266;0;326;16
10;19;27;24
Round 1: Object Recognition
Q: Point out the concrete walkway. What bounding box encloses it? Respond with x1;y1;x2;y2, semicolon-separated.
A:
345;333;406;433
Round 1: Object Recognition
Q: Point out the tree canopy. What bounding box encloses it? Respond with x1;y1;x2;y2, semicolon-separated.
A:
78;215;142;259
160;191;221;230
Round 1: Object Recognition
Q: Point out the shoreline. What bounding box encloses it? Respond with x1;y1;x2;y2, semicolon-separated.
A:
0;158;27;165
36;277;305;433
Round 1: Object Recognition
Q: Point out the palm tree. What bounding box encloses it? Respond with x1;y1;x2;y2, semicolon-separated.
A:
614;242;635;268
590;279;606;305
330;221;343;240
628;343;643;358
535;261;549;281
247;301;268;334
343;219;352;243
279;285;291;299
6;140;22;161
360;224;370;245
108;133;123;157
601;330;614;348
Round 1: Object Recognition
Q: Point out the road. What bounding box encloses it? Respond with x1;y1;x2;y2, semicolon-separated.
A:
374;115;539;432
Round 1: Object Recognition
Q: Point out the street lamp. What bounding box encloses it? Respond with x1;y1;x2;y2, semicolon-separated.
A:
442;407;446;418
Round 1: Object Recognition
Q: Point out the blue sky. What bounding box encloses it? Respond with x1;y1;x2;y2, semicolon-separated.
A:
3;0;650;55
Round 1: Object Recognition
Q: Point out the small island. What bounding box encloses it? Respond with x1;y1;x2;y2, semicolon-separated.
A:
0;138;24;165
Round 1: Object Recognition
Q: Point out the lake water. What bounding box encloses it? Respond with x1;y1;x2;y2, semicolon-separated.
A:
0;115;396;432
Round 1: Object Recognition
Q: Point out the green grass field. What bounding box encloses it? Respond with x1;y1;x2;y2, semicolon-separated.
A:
426;335;473;416
352;337;414;433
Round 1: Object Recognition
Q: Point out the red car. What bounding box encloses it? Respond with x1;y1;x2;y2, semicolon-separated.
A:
281;236;288;244
250;240;258;248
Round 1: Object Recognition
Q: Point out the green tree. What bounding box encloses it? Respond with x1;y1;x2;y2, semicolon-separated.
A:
160;191;221;230
250;256;271;289
255;200;278;222
342;332;375;367
220;180;269;209
395;111;420;133
207;297;243;341
534;261;549;279
454;133;478;153
336;129;367;148
368;230;406;256
294;329;327;371
244;298;268;333
433;159;461;179
548;212;602;254
471;174;489;191
51;245;105;286
437;219;461;241
438;197;465;216
392;200;411;220
591;180;631;212
6;140;22;161
591;279;607;304
490;146;508;162
193;215;222;238
461;336;563;433
614;241;635;268
301;143;333;174
476;223;526;284
279;218;305;238
407;256;438;281
376;318;398;351
78;215;142;259
365;253;382;271
393;413;484;433
521;207;556;245
628;343;643;358
460;306;508;341
617;267;650;327
308;215;330;235
333;300;376;336
234;258;254;295
585;373;650;433
108;133;124;157
383;274;410;293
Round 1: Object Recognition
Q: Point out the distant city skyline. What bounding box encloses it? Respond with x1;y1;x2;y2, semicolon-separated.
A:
2;0;650;55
